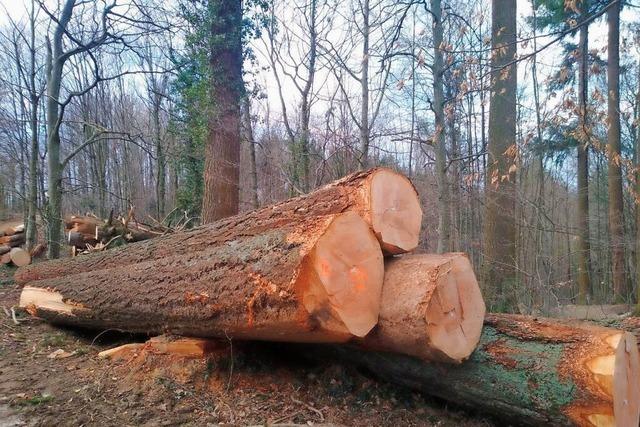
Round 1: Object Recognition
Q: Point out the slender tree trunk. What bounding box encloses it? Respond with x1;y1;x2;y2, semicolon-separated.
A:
242;99;259;209
606;1;627;302
482;0;517;311
576;2;592;304
26;0;39;250
45;39;64;259
431;0;450;253
530;0;546;309
635;60;640;311
201;0;243;223
359;0;370;168
153;91;165;218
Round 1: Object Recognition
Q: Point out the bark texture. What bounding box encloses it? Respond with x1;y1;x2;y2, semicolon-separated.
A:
16;168;421;284
576;1;591;304
201;0;243;223
606;1;627;302
482;0;517;310
320;314;640;427
20;212;384;342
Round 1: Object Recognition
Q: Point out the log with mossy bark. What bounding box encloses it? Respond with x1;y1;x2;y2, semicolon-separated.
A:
15;167;422;284
20;212;385;343
317;314;640;427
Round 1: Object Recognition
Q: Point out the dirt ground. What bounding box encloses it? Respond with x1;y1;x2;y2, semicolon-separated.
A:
0;265;491;427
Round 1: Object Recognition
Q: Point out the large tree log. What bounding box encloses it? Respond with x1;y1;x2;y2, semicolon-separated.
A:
20;211;384;342
318;314;640;427
360;253;485;363
15;168;422;284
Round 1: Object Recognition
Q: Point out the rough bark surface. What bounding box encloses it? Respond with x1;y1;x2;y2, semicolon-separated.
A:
19;212;384;342
201;0;243;223
606;1;627;302
318;314;640;427
16;168;421;284
482;0;517;310
361;253;485;363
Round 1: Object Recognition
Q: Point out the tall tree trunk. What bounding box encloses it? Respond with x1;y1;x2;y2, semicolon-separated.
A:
201;0;243;223
482;0;517;311
431;0;450;253
606;0;627;302
635;59;640;312
45;40;64;259
576;2;592;304
25;0;39;251
359;0;370;168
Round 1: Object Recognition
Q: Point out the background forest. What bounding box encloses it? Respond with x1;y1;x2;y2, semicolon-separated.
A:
0;0;639;313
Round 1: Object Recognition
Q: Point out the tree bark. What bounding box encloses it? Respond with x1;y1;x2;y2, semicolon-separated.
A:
606;1;627;302
20;212;384;341
201;0;243;223
576;1;592;304
16;168;420;285
242;99;259;209
431;0;450;254
320;314;640;427
361;253;485;363
636;59;640;312
481;0;517;311
359;0;370;168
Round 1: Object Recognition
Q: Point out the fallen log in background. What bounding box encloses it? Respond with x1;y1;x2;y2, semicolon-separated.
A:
360;253;485;363
16;168;422;284
20;211;384;342
0;233;25;248
312;314;640;427
9;248;30;267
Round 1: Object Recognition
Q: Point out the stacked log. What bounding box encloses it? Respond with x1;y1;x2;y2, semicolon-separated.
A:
20;212;385;341
16;168;423;284
0;224;30;267
360;253;485;363
15;168;640;425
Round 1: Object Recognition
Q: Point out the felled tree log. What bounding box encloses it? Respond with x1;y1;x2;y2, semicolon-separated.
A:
0;233;25;247
1;224;24;236
16;168;421;284
319;314;640;427
20;211;384;342
0;245;10;256
360;253;485;363
9;248;31;267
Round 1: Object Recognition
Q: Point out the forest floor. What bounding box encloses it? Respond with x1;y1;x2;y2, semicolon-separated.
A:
0;265;491;427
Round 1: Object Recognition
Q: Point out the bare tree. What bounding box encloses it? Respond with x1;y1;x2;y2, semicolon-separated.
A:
482;0;517;310
606;0;626;301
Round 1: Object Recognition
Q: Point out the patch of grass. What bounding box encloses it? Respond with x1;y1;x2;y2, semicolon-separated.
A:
40;332;67;348
16;394;54;406
0;264;17;286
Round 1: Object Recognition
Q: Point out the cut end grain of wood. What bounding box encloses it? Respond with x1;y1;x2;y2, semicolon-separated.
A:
366;168;422;254
363;253;485;363
9;248;31;267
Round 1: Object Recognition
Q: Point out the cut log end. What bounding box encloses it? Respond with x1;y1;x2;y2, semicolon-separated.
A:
19;287;86;315
300;211;384;339
9;248;31;267
369;169;422;254
612;332;640;427
367;253;485;363
424;254;485;362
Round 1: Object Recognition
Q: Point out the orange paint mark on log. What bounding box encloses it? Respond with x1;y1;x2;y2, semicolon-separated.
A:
349;267;367;292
